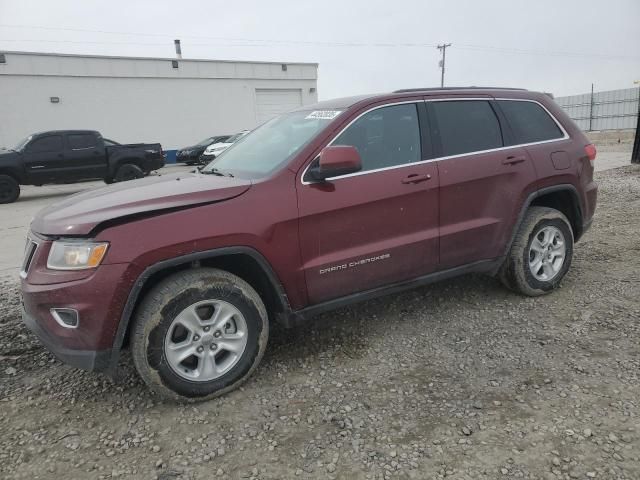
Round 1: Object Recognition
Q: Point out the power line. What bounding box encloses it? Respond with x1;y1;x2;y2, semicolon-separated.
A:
0;24;638;61
0;24;438;48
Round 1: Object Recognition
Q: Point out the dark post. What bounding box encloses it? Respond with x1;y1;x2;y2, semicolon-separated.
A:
632;85;640;163
589;83;594;132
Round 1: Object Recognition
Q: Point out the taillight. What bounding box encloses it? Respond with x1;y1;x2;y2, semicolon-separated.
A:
585;144;597;161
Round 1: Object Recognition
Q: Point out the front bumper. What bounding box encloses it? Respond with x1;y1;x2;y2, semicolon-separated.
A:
22;307;112;371
199;153;217;163
21;262;135;373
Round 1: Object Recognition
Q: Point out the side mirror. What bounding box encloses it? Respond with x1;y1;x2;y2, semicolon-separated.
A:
309;146;362;182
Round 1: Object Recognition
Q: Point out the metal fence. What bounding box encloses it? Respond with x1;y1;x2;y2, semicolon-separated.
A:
555;87;640;131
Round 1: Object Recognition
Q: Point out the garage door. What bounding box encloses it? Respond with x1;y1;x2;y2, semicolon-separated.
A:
255;89;303;124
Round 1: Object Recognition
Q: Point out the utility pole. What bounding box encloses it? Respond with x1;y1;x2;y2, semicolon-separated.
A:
437;43;452;88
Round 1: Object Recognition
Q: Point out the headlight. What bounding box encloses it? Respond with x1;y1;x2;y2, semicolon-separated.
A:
47;241;109;270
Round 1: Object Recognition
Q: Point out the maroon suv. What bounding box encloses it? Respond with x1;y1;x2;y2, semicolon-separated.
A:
20;87;598;401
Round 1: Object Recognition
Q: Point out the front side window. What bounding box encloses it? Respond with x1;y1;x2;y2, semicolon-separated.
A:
497;100;564;144
68;134;98;150
27;135;63;153
430;100;503;157
332;103;421;172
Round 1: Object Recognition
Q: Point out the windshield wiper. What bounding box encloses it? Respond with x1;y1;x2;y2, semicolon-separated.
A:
200;167;234;177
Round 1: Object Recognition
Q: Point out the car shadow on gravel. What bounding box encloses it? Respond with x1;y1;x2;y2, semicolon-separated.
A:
2;272;507;406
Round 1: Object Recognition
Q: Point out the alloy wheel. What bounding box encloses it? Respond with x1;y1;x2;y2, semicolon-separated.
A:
528;225;566;282
164;300;248;381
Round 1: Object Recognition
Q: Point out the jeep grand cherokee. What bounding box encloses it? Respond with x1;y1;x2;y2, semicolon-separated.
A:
20;87;598;401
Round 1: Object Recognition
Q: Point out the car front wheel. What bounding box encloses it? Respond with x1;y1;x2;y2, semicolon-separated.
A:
131;268;269;402
499;206;574;296
0;175;20;204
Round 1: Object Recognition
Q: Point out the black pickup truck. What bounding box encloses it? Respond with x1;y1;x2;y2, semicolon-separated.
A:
0;130;164;203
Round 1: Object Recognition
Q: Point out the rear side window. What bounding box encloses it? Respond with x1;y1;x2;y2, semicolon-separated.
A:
68;133;98;149
333;103;421;172
27;135;63;153
497;100;564;144
430;100;503;156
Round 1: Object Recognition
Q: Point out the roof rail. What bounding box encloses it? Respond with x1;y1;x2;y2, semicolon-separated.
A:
393;86;528;93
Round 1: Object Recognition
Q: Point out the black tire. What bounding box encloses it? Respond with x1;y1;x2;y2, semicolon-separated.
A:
499;206;574;296
0;175;20;204
131;268;269;402
114;163;144;182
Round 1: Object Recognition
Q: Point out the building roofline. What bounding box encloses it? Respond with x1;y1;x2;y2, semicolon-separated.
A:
0;50;319;67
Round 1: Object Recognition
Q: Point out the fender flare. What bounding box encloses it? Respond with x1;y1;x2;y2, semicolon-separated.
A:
109;157;144;176
107;246;290;372
503;184;584;261
0;167;25;184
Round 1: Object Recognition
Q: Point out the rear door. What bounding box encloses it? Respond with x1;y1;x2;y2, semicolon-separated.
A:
426;98;536;269
64;132;108;180
22;134;65;184
296;101;440;304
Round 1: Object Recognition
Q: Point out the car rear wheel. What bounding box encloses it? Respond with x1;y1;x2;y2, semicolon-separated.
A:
114;163;144;182
0;175;20;204
131;268;269;402
499;206;574;296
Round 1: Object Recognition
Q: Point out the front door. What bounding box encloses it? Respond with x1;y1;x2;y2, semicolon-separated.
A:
22;134;65;184
296;102;440;305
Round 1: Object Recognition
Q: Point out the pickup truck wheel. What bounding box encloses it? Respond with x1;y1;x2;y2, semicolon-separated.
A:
114;163;144;182
131;268;269;402
499;206;573;296
0;175;20;204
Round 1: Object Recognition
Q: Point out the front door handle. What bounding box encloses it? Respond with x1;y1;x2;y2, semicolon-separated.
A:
503;155;526;165
401;173;432;184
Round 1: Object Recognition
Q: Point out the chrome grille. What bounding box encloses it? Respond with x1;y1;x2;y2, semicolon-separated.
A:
20;239;38;278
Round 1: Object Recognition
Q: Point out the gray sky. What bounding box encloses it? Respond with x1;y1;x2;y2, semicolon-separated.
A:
1;0;639;99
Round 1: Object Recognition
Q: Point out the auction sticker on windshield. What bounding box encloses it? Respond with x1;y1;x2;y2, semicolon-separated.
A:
305;110;342;120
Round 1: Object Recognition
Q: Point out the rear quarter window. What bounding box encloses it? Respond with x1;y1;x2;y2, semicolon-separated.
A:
68;133;98;149
497;100;564;144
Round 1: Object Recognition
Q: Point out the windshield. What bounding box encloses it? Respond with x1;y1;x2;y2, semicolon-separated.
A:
202;111;341;178
196;137;215;146
14;135;32;151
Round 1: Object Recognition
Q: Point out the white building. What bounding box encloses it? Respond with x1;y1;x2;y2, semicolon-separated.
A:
0;51;318;161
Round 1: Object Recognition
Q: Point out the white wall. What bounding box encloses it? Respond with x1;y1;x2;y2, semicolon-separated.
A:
0;52;318;150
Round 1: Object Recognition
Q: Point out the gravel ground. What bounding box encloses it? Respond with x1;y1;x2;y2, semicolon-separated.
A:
1;165;639;480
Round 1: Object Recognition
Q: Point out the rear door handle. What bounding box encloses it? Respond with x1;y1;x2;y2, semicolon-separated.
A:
503;155;526;165
401;173;432;184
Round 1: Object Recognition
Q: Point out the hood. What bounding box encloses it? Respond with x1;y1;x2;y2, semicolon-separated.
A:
182;144;207;152
31;171;251;236
0;150;19;162
206;142;232;151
